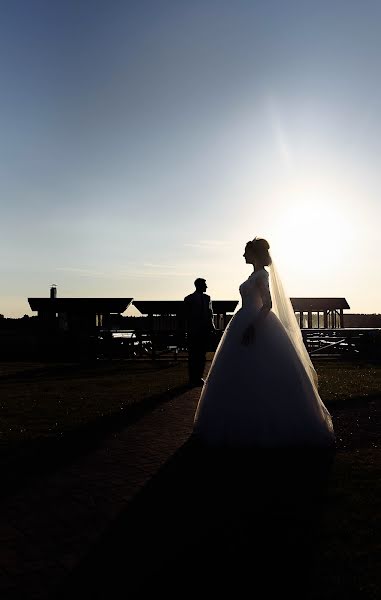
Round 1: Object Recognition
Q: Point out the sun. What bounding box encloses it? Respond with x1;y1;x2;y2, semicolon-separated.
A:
271;199;354;277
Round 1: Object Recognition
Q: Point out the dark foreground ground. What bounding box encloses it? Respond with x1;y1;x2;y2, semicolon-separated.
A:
0;359;379;599
57;442;335;600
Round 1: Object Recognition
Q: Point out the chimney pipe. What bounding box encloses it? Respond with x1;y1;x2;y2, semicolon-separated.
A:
50;285;57;299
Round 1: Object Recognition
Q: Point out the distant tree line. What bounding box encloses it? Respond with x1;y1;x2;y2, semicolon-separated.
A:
1;313;380;330
344;314;381;328
0;315;38;330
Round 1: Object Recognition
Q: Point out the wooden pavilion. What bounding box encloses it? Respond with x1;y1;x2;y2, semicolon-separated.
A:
28;288;133;359
290;298;350;329
131;300;239;356
132;300;239;331
28;297;133;333
26;289;351;359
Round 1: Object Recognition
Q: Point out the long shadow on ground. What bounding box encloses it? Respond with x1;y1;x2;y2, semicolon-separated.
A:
56;438;335;599
0;382;191;498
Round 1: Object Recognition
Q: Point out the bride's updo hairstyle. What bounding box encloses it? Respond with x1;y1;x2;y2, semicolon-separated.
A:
247;237;272;266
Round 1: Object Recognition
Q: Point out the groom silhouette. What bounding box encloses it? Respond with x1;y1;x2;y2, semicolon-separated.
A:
184;278;215;386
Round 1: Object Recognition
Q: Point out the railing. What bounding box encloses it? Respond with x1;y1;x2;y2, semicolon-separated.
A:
301;328;381;358
96;327;381;361
97;329;188;360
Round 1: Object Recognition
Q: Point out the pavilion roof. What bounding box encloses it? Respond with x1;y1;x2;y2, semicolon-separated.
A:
290;298;350;310
132;300;238;315
28;298;133;313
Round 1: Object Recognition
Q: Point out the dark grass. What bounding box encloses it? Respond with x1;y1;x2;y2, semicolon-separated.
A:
310;448;381;600
1;358;380;598
53;359;380;600
56;441;336;599
57;446;380;600
0;359;189;445
0;359;190;494
0;358;378;447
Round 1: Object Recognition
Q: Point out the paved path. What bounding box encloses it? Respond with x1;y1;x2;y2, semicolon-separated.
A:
0;386;201;599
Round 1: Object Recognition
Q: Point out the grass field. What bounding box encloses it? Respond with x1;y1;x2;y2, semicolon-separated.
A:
0;359;189;445
0;358;379;445
0;358;380;598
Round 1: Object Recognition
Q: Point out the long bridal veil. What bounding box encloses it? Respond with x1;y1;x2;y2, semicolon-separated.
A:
269;258;319;390
269;257;335;428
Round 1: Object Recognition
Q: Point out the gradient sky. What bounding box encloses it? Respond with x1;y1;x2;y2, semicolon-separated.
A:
1;0;380;317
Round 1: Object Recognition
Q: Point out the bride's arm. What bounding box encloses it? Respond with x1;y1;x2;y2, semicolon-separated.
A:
242;274;272;345
256;274;272;321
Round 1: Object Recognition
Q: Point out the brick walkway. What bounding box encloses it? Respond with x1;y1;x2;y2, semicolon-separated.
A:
0;386;201;599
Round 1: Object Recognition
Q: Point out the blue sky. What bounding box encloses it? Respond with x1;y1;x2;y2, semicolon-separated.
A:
1;0;380;317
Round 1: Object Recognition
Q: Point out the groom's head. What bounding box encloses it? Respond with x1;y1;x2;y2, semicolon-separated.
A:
194;278;207;293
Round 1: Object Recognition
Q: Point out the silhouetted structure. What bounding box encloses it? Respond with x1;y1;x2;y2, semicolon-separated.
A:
344;313;381;328
28;290;133;360
28;298;133;332
133;300;237;329
290;298;350;328
132;300;238;358
23;292;356;360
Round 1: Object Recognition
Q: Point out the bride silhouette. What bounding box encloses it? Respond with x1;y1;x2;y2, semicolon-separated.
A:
193;237;335;448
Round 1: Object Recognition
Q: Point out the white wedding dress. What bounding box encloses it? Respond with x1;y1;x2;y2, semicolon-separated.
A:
193;268;335;448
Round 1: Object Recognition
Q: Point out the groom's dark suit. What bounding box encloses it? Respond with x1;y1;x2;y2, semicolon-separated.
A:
184;289;215;385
